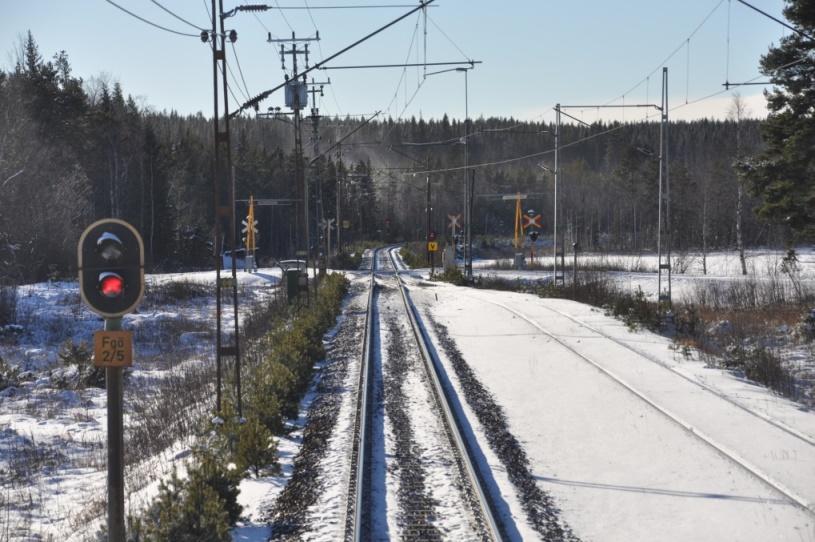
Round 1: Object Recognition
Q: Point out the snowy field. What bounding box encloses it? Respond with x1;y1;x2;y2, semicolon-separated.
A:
408;277;815;541
465;247;815;302
0;268;281;540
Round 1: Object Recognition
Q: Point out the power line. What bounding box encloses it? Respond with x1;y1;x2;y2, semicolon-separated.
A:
303;0;344;115
252;11;272;34
149;0;206;31
264;4;434;9
605;0;726;106
233;1;435;116
320;60;479;70
407;122;631;176
223;61;249;103
274;0;296;32
230;42;253;100
409;56;807;178
103;0;200;37
426;13;470;60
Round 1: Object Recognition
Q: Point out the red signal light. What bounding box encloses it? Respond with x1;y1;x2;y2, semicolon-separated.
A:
99;272;125;298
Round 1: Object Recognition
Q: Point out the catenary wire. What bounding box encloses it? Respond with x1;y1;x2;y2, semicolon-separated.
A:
426;13;470;60
407;55;805;177
605;0;726;106
103;0;200;37
381;12;422;126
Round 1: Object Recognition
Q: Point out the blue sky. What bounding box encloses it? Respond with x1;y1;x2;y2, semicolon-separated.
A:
3;1;789;122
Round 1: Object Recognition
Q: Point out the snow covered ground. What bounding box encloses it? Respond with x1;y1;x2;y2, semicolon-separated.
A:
0;268;281;540
4;249;814;540
464;247;815;301
407;275;815;541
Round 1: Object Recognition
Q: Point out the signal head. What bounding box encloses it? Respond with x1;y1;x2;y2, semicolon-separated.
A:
99;272;125;298
96;232;124;262
78;219;144;318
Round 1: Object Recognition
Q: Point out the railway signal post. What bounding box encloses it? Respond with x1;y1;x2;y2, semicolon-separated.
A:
428;231;438;276
78;218;144;542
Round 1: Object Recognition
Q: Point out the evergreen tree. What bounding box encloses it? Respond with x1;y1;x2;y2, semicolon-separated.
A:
235;417;280;477
739;0;815;241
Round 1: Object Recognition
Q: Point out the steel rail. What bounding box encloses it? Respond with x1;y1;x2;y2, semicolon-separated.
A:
387;247;504;541
535;302;815;448
345;248;377;541
475;295;815;518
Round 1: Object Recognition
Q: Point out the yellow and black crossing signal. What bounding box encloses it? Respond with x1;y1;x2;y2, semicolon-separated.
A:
78;219;145;318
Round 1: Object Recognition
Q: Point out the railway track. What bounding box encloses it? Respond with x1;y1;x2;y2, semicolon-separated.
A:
471;294;815;518
345;248;504;541
537;302;815;447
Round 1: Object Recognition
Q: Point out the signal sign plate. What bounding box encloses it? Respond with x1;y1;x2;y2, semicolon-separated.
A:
428;241;439;252
94;330;133;368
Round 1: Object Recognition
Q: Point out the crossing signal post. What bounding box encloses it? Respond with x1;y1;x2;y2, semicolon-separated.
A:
77;218;144;542
242;196;259;272
522;211;543;263
528;229;540;262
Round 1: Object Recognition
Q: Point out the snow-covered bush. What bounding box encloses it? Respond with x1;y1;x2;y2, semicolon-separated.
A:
144;280;210;306
57;339;104;388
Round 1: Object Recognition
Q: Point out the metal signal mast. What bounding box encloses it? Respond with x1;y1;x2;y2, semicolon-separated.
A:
207;0;245;418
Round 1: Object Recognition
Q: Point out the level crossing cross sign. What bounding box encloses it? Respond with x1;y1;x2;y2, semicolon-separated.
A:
522;214;543;230
448;214;462;231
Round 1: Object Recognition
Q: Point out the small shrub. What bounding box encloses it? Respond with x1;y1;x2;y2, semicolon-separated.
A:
674;304;701;337
799;309;815;342
188;450;243;525
399;244;425;269
328;250;361;270
433;266;467;286
140;468;231;542
743;347;792;395
780;249;799;275
247;361;294;427
0;355;19;390
235;417;280;478
58;339;105;388
0;285;17;326
474;275;528;292
610;287;661;331
145;280;210;306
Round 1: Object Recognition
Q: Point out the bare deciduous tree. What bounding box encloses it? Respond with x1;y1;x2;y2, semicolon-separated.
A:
729;92;750;276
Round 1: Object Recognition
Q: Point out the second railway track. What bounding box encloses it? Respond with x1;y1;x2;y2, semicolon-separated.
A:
345;247;504;541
